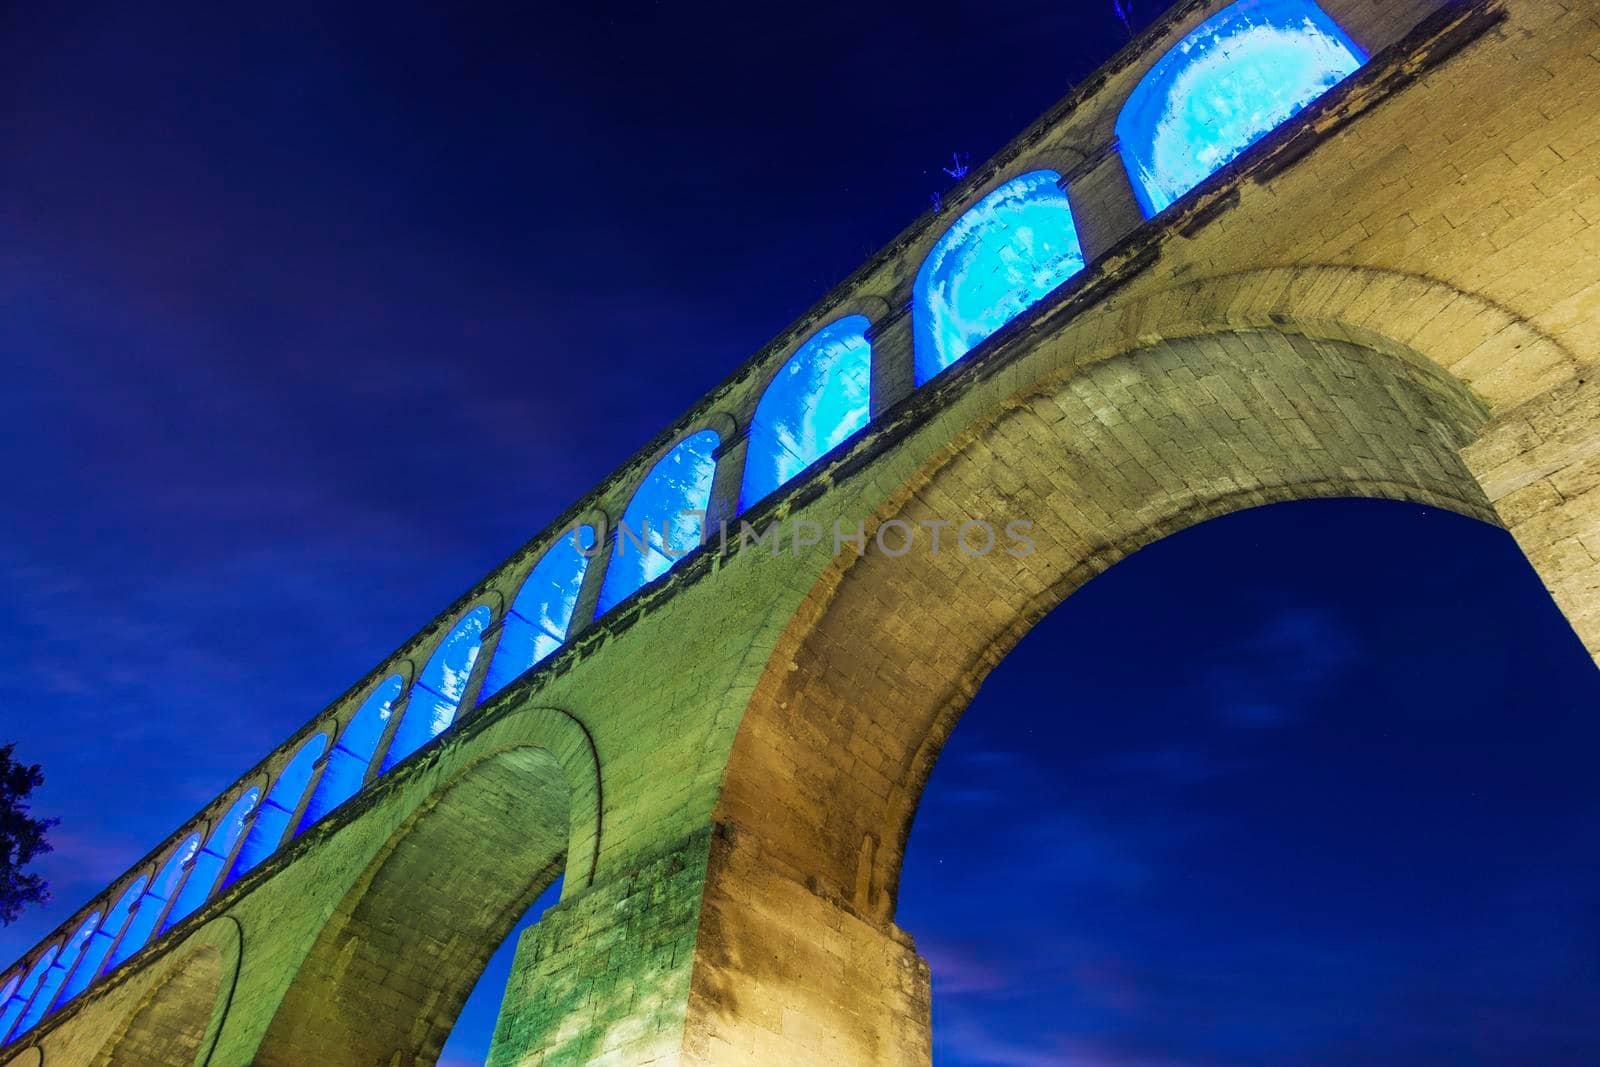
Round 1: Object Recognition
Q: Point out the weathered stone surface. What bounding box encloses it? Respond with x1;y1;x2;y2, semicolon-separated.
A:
11;1;1600;1064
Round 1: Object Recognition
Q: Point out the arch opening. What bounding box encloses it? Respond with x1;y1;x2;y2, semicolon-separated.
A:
6;911;99;1041
0;951;53;1047
912;170;1084;385
164;789;258;933
898;498;1600;1062
741;316;873;511
257;743;573;1066
224;735;326;887
719;324;1499;922
1116;0;1366;216
481;528;595;702
381;605;492;773
298;676;403;831
596;429;720;614
705;322;1547;1063
105;833;201;974
55;878;144;1009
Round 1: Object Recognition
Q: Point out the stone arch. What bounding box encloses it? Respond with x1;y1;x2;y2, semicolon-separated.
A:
1103;266;1583;413
899;156;1086;285
253;704;601;1067
90;918;241;1067
1;1047;41;1067
911;168;1088;384
714;323;1502;938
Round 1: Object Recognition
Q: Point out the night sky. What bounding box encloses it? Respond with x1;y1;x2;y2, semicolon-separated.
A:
4;2;1599;1065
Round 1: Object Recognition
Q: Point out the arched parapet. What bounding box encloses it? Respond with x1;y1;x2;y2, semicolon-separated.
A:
593;421;730;616
911;168;1089;385
739;314;877;513
376;599;502;774
250;701;600;1066
888;155;1093;305
475;509;610;703
1049;0;1443;155
729;297;895;427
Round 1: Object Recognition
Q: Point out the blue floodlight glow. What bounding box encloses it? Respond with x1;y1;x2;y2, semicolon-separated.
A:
596;430;720;615
741;317;872;511
104;833;202;973
481;528;595;702
0;948;55;1044
913;171;1084;386
11;913;99;1037
296;675;405;832
162;788;261;932
381;606;492;772
225;736;328;887
55;878;144;1008
1116;0;1365;216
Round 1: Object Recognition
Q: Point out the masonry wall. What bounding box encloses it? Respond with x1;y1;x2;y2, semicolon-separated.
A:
7;0;1600;1064
488;829;712;1067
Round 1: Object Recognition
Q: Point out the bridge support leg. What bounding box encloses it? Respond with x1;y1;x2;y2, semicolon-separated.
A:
488;824;931;1066
1059;143;1146;263
1465;376;1600;664
487;829;713;1067
681;823;932;1066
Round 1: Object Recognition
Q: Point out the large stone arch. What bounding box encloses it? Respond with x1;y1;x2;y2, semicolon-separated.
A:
90;917;241;1067
697;322;1507;1064
252;703;601;1067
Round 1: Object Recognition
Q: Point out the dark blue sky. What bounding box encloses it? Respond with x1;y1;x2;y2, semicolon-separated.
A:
4;2;1598;1064
901;500;1600;1066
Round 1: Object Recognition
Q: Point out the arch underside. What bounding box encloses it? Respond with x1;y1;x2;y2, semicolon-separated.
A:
95;946;222;1067
256;745;571;1067
87;917;241;1067
718;326;1498;926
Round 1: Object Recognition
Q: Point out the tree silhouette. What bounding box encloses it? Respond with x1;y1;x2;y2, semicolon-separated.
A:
0;744;56;925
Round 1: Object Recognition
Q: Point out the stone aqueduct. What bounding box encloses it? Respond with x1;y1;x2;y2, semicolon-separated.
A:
5;0;1600;1062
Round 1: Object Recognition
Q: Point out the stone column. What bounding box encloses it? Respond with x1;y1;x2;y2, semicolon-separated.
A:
567;520;614;638
867;299;916;418
707;429;750;539
1060;141;1147;263
1463;376;1600;663
486;824;932;1067
680;824;932;1066
488;828;713;1067
456;615;505;715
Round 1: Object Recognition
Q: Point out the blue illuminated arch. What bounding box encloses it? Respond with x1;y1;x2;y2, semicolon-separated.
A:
296;675;405;831
162;788;260;932
912;171;1084;386
224;736;327;887
1116;0;1365;216
54;878;143;1008
741;317;872;510
0;948;55;1044
10;912;98;1038
104;833;201;973
596;430;720;615
381;606;492;772
481;531;594;702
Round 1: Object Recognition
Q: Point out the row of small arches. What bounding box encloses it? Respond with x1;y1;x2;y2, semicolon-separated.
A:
0;0;1367;1042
